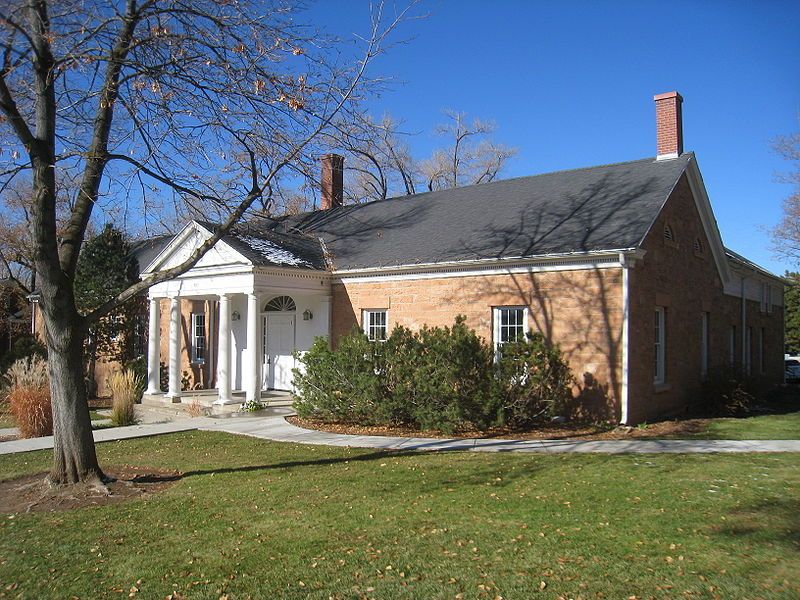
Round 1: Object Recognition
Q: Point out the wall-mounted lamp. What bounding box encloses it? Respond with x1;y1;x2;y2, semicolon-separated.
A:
231;311;241;321
303;309;313;321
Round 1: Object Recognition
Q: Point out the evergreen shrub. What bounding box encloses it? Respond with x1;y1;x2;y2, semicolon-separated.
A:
294;317;575;432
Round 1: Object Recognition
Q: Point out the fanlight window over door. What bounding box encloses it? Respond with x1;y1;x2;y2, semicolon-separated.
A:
264;296;296;312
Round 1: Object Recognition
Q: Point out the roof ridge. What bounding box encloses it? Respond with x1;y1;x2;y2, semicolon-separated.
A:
266;152;695;220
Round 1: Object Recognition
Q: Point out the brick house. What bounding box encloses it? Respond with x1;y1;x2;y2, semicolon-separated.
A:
139;91;784;423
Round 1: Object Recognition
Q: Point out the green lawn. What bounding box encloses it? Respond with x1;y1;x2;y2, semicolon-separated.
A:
689;410;800;440
0;432;798;599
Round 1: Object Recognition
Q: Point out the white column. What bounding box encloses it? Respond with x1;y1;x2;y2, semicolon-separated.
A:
166;296;181;399
215;293;233;404
146;297;161;394
246;293;261;402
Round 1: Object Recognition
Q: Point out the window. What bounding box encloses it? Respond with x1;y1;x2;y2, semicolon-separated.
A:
760;327;766;374
265;295;296;312
654;307;666;385
745;326;752;375
132;312;147;358
700;312;709;379
493;307;527;353
729;325;736;366
191;313;206;363
362;309;388;341
767;284;773;314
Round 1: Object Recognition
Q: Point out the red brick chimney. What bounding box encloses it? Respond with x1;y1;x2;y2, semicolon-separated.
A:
320;153;344;209
654;91;683;160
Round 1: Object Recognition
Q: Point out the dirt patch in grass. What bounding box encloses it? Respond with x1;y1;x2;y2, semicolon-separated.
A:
287;415;712;441
0;466;181;514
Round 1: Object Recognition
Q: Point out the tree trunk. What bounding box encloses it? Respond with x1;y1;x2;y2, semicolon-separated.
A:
41;302;106;486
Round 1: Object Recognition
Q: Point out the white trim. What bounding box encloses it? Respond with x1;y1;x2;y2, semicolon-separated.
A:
337;253;634;285
656;152;679;161
362;308;389;341
141;221;252;275
654;306;666;385
620;253;630;424
190;312;206;364
492;306;529;355
684;158;732;285
700;311;709;379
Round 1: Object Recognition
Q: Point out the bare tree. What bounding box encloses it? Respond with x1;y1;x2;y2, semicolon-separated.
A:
0;0;416;486
338;113;419;203
422;110;517;191
771;132;800;263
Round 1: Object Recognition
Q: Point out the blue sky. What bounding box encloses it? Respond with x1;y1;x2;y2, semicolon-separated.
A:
308;0;800;274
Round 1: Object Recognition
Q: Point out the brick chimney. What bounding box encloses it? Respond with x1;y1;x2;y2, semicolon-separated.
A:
320;153;344;209
654;91;683;160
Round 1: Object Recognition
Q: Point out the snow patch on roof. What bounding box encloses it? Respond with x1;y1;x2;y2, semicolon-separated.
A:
236;235;311;267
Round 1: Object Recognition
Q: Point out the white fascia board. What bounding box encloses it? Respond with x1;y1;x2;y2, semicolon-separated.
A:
140;220;253;276
140;221;195;275
684;159;732;285
333;249;636;284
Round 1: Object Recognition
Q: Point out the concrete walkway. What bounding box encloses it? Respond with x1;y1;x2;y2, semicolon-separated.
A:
2;411;799;455
201;415;800;454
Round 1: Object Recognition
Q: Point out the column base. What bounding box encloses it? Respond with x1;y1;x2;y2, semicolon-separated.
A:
213;395;237;406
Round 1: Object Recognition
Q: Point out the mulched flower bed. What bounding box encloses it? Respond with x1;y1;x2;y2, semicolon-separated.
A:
286;415;711;441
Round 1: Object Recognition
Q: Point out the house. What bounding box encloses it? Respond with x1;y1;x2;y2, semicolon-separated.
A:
140;92;785;423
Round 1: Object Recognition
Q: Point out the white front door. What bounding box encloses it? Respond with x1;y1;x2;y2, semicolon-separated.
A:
263;313;295;390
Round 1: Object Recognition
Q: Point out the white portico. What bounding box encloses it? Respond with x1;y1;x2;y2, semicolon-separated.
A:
141;221;331;409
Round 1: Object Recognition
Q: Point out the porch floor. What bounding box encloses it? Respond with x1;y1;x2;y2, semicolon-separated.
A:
142;389;293;416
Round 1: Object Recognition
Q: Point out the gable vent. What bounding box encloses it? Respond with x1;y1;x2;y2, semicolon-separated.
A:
693;238;703;254
663;224;675;242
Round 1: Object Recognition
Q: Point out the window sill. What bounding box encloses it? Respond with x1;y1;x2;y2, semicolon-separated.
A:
654;383;671;394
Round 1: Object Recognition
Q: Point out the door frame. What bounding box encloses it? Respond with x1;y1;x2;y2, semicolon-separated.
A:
262;311;297;390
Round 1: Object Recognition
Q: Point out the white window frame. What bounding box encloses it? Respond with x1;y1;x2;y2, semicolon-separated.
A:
493;306;528;355
745;326;752;375
362;309;388;342
191;312;206;364
700;312;709;379
654;307;666;385
767;285;773;314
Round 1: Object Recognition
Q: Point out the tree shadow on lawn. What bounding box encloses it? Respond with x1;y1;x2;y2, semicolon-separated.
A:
712;496;800;550
132;445;545;492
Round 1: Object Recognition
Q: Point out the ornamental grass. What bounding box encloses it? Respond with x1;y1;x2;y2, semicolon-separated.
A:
107;369;143;427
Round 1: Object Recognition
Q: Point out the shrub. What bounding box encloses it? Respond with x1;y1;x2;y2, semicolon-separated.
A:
699;365;756;416
107;369;143;426
1;339;47;383
384;318;497;432
494;333;575;428
4;356;52;438
124;356;147;399
295;318;575;433
293;331;384;424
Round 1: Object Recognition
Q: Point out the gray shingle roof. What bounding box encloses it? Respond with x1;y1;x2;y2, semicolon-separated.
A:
240;153;693;271
200;221;328;270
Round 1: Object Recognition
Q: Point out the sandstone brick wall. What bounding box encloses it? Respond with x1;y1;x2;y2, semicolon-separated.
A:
628;173;784;422
333;267;625;419
157;298;216;392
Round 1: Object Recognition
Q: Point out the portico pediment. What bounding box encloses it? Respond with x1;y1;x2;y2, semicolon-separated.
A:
142;221;251;275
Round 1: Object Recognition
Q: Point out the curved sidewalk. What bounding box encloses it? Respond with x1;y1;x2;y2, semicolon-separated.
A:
2;413;799;455
200;414;800;454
